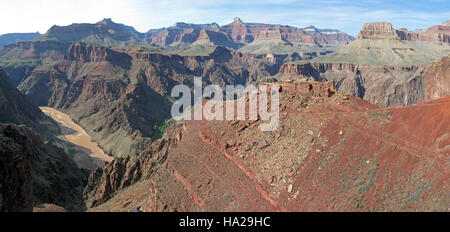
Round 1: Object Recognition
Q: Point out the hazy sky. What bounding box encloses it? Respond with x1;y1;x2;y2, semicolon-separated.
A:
0;0;449;35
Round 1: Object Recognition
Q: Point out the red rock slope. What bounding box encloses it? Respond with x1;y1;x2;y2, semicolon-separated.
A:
84;81;449;212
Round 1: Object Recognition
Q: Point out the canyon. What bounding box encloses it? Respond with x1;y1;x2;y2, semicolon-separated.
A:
40;107;113;170
0;18;448;212
0;71;88;211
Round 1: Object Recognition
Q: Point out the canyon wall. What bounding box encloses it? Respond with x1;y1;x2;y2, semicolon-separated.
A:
278;62;426;107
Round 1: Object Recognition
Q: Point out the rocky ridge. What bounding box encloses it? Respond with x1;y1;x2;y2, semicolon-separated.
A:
84;81;450;211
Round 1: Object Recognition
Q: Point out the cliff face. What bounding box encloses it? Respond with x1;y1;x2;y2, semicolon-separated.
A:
356;22;401;40
419;24;450;43
0;124;34;212
425;56;450;101
145;17;354;55
355;21;450;43
0;40;68;86
66;42;132;68
219;17;354;45
278;62;426;107
280;21;449;107
0;32;40;48
84;83;450;212
0;124;89;212
0;70;89;211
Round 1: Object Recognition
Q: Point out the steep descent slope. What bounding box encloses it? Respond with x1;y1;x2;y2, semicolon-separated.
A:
84;81;449;212
0;124;89;211
0;71;89;211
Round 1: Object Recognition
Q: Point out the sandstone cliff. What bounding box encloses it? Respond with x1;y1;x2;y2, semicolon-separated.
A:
425;55;450;101
356;22;401;40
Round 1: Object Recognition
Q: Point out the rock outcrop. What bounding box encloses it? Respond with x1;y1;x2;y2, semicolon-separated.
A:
83;126;183;208
356;22;401;40
0;124;89;212
425;55;450;101
0;124;34;212
278;21;449;107
66;42;132;68
41;18;144;44
278;62;427;107
419;24;450;43
0;40;68;85
354;21;450;43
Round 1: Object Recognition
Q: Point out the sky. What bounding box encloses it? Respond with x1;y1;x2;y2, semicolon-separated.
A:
0;0;449;35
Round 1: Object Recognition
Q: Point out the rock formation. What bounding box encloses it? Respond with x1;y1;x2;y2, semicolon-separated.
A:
41;18;144;44
145;17;353;56
0;123;89;212
425;55;450;101
276;22;450;107
278;62;427;106
356;22;401;40
0;32;40;48
0;124;34;212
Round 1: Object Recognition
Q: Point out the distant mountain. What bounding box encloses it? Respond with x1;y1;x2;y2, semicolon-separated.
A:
0;18;354;89
277;22;450;107
0;32;40;48
310;22;450;66
147;17;354;56
37;18;144;46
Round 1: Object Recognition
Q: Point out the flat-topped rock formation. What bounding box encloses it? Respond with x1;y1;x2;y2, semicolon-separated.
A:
356;22;401;40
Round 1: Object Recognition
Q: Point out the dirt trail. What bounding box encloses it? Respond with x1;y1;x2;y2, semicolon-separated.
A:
40;107;113;169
